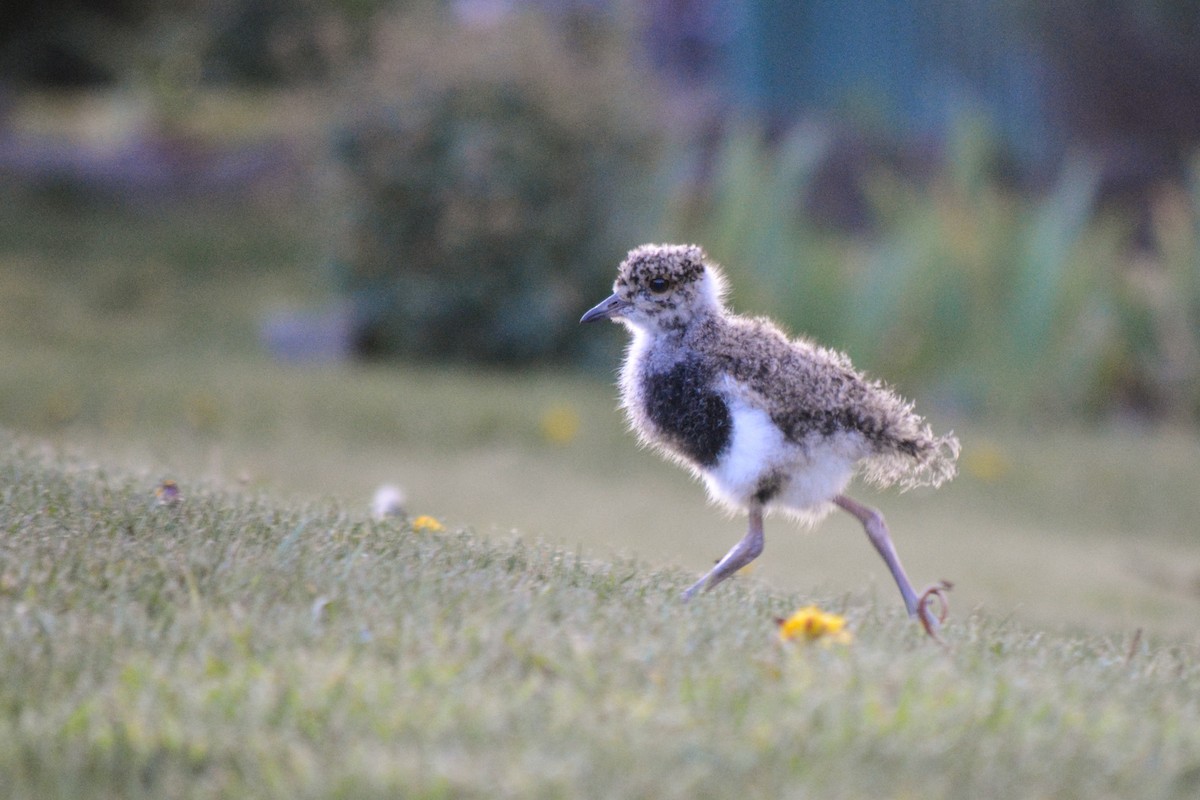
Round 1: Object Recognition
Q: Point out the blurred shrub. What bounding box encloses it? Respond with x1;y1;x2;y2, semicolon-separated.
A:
329;10;660;365
0;0;377;87
664;119;1200;422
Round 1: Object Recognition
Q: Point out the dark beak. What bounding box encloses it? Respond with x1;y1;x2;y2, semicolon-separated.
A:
580;293;630;323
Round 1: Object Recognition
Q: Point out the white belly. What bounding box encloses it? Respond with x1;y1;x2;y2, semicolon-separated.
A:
701;397;859;522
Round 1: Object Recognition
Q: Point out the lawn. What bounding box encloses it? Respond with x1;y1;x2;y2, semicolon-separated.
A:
4;425;1200;799
2;191;1200;797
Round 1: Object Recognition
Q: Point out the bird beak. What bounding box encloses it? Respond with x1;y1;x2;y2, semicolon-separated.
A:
580;292;630;323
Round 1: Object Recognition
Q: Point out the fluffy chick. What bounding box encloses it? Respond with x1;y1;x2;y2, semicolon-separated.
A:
582;243;959;623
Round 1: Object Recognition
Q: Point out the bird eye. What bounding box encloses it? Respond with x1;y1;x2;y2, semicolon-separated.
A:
648;277;670;294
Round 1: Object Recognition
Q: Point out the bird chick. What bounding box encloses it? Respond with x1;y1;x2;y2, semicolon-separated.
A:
581;243;959;625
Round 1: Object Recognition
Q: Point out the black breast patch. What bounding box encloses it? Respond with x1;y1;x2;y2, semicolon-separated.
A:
643;359;732;467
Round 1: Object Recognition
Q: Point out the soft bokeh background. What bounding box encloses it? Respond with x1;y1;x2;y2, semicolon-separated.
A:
2;0;1199;637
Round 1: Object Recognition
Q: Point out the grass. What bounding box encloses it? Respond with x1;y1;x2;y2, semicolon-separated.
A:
2;176;1200;796
4;432;1200;799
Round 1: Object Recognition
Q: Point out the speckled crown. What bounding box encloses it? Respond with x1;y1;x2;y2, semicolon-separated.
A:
616;244;707;292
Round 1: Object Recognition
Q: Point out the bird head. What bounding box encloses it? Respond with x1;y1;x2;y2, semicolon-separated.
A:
580;243;727;333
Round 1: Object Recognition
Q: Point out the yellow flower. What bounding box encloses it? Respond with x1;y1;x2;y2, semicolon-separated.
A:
777;606;853;646
539;404;581;445
962;439;1011;483
411;515;445;533
185;391;222;432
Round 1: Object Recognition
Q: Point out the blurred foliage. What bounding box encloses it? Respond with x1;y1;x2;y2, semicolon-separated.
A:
0;0;401;88
328;9;661;364
4;0;1199;420
664;119;1200;422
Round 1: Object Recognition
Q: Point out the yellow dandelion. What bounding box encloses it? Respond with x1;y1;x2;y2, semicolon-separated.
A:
411;515;445;533
962;439;1011;483
539;404;581;445
777;606;853;646
185;392;222;433
45;386;84;426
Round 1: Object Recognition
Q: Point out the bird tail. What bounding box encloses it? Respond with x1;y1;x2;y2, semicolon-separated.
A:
859;428;961;490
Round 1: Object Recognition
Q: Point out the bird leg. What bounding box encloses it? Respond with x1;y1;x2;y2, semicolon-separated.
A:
833;494;926;623
681;506;764;601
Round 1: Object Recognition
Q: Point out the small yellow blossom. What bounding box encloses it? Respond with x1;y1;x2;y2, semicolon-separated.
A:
539;404;581;445
45;386;83;426
185;392;222;432
962;439;1011;483
777;606;853;646
411;515;445;533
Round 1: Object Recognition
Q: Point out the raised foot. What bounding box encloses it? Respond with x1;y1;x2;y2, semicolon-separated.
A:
915;581;953;640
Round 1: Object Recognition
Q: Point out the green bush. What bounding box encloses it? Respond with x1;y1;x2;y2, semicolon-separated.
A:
329;11;661;365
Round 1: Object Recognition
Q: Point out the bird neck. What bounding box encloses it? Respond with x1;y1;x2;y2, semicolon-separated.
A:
639;308;722;354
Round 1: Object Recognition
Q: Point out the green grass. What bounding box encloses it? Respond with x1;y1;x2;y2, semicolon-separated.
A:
2;184;1200;797
3;432;1200;799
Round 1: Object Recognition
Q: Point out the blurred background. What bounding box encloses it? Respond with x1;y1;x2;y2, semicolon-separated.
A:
2;0;1198;634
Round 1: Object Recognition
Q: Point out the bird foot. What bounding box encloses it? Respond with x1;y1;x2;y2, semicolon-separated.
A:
916;580;953;641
